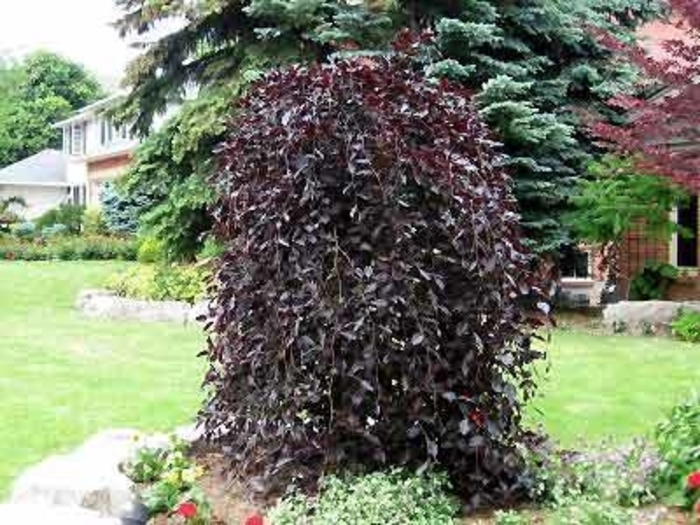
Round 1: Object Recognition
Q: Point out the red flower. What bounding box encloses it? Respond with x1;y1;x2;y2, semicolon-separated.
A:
688;471;700;490
469;409;485;428
177;501;198;519
245;513;265;525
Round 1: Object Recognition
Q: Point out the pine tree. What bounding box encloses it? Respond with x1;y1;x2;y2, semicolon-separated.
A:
400;0;663;252
115;0;391;135
115;0;663;255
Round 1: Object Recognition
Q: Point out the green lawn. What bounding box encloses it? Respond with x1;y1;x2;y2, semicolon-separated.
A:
530;329;700;447
0;261;205;495
1;262;700;497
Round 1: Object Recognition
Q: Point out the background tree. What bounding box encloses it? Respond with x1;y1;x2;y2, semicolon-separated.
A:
591;0;700;190
0;51;103;167
114;0;392;260
567;155;687;295
115;0;664;257
395;0;663;253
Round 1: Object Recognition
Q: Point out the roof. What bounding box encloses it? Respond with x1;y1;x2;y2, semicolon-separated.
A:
0;149;69;186
52;91;127;128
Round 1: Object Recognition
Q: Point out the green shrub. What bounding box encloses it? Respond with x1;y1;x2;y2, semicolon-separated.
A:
82;207;106;235
495;511;529;525
197;237;224;261
106;264;209;303
629;262;678;301
35;203;85;234
546;500;632;525
123;436;211;522
11;221;36;240
268;470;459;525
0;235;138;261
527;442;656;511
653;392;700;505
137;237;165;264
41;223;69;238
671;311;700;343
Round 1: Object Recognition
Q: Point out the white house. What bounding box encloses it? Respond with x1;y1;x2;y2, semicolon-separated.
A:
0;149;73;219
0;93;142;219
53;93;140;208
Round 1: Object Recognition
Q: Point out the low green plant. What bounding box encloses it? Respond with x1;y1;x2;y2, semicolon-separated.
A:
106;264;209;303
122;443;169;484
671;311;700;343
495;510;529;525
123;436;211;523
11;221;36;240
137;236;165;264
82;207;106;235
653;391;700;506
0;235;138;261
268;470;459;525
629;262;679;301
527;440;657;512
41;223;69;238
197;237;224;261
35;203;85;234
546;500;632;525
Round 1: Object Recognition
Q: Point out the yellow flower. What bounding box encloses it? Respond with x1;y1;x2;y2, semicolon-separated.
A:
181;465;205;484
164;469;181;484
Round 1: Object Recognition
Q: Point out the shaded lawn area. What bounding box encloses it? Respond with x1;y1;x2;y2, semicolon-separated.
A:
0;261;205;495
529;329;700;447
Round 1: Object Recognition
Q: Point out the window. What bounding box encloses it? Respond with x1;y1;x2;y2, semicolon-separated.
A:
62;127;70;153
560;245;591;279
100;117;131;146
675;196;698;267
71;123;86;155
100;118;113;146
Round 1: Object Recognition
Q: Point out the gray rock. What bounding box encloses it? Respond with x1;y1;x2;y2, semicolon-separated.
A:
10;429;148;524
76;289;207;324
603;300;700;335
0;504;122;524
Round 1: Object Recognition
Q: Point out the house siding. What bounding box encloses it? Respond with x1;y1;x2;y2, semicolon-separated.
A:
86;154;132;207
0;185;70;219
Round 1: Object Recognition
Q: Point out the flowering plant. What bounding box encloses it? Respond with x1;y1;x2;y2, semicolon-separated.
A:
687;471;700;521
123;435;212;523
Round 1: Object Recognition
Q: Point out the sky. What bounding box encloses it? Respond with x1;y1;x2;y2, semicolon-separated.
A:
0;0;139;89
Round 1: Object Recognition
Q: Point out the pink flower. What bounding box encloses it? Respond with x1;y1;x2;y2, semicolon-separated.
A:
245;513;265;525
688;471;700;490
177;501;198;519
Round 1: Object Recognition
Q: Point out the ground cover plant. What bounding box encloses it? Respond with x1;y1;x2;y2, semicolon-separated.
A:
0;261;204;495
202;42;549;508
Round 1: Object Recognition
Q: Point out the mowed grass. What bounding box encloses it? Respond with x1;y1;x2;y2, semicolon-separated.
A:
529;329;700;447
1;262;700;496
0;261;205;495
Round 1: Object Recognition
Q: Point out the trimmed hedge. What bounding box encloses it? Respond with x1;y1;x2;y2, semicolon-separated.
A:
0;235;138;261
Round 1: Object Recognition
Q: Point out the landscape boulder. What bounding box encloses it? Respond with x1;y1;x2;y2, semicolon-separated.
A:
76;289;206;324
10;429;148;524
603;300;700;335
0;503;122;524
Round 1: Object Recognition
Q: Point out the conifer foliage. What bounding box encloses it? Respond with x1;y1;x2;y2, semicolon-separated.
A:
399;0;662;252
201;44;548;507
